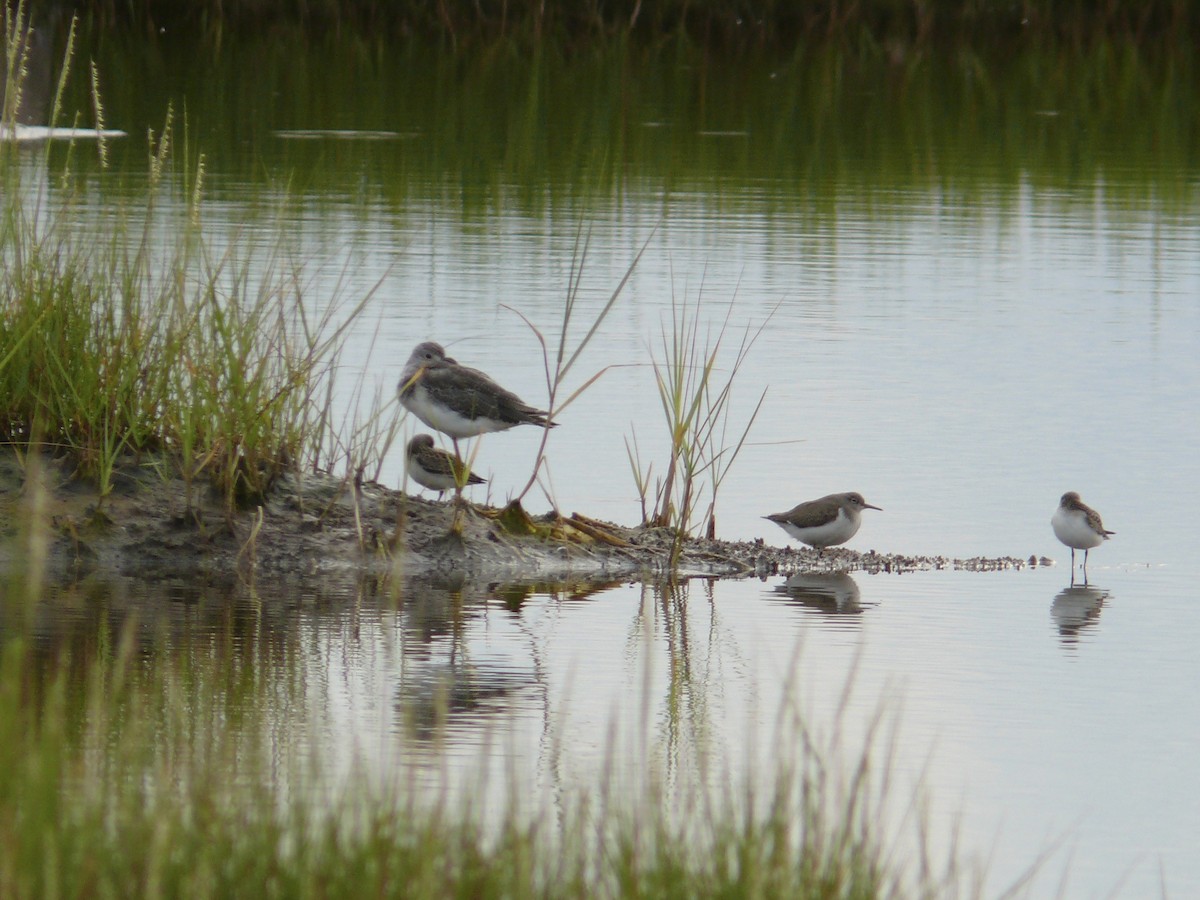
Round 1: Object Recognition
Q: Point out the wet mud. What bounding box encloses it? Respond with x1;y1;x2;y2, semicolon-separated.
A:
0;452;1044;591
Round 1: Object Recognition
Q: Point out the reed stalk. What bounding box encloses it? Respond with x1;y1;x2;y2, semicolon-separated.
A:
645;283;772;559
505;223;654;510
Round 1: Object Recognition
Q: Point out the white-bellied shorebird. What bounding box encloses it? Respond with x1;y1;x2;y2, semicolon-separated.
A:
398;341;556;459
1052;491;1114;572
405;434;485;500
765;492;882;549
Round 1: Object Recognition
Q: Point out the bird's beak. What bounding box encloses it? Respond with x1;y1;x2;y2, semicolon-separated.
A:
865;503;883;511
400;366;426;392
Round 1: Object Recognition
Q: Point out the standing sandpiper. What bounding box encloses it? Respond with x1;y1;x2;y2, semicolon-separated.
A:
406;434;486;500
765;492;882;549
398;341;557;458
1051;491;1114;572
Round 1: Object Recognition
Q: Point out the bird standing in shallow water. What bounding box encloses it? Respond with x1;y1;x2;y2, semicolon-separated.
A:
397;341;557;459
405;434;485;500
1052;491;1114;574
765;492;882;549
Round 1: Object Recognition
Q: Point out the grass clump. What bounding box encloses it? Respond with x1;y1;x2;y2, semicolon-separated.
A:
0;163;357;513
0;9;374;516
632;284;770;559
504;224;652;512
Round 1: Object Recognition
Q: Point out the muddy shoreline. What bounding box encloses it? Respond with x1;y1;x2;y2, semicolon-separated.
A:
1;452;1044;589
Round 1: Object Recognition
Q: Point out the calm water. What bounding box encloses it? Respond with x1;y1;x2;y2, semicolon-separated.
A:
13;29;1200;897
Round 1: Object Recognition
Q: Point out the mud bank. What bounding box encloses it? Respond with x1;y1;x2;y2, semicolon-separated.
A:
0;452;1044;588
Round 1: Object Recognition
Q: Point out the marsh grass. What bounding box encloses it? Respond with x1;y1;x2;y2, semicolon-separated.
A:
0;185;363;513
0;519;993;898
0;9;380;517
493;224;651;526
637;283;771;559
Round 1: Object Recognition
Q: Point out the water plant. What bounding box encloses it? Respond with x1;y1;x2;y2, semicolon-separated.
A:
636;281;771;560
0;635;892;897
494;224;652;525
0;8;382;518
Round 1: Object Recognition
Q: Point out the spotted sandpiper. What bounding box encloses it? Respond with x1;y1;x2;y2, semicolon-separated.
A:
406;434;486;499
765;492;882;549
398;341;557;458
1051;491;1113;571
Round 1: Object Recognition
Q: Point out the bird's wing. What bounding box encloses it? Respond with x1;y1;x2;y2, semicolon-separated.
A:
425;364;549;425
420;447;485;484
416;448;458;477
1083;506;1112;535
769;503;836;529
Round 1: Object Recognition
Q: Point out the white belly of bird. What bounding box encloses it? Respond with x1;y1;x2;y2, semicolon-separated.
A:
1051;508;1106;550
406;455;458;492
403;385;510;439
781;509;859;548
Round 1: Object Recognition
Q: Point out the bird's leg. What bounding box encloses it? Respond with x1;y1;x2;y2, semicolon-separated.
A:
449;500;466;535
449;440;467;506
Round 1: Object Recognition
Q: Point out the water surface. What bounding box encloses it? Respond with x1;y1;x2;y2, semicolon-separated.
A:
12;30;1200;897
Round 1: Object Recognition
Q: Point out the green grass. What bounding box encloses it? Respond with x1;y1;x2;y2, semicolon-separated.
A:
0;528;981;898
0;7;381;517
0;172;366;513
631;286;769;557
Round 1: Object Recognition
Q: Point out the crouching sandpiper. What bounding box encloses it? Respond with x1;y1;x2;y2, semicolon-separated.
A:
765;492;882;549
406;434;486;500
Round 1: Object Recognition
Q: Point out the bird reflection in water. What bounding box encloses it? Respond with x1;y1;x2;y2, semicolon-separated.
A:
771;572;866;619
1050;584;1110;648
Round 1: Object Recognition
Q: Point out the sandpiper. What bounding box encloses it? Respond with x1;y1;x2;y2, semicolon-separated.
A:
406;434;486;499
398;341;557;457
765;492;882;549
1051;491;1114;571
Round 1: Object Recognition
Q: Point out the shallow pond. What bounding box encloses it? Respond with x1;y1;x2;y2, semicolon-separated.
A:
12;27;1200;897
